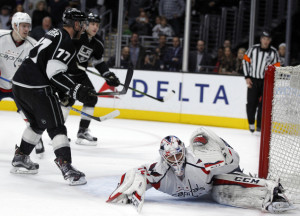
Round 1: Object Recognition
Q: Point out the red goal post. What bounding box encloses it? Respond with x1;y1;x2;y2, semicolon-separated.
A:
259;65;300;202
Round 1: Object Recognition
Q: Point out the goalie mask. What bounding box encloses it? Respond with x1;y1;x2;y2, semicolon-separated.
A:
159;136;186;176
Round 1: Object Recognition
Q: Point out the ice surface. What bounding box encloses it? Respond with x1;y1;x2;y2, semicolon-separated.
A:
0;111;298;216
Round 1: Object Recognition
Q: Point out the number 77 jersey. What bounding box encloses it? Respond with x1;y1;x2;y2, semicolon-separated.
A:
13;28;77;88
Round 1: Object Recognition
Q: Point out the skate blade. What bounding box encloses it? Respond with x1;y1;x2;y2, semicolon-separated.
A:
10;167;38;174
75;138;97;146
68;176;87;186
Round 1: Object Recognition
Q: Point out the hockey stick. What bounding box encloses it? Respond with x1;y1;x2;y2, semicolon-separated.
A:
84;66;134;96
0;76;12;83
69;107;120;122
80;66;176;102
0;75;119;122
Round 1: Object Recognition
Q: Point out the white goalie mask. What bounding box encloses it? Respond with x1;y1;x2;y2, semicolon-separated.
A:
11;12;32;40
159;136;186;176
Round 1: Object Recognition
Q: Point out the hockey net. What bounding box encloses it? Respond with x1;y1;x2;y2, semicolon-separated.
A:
259;65;300;203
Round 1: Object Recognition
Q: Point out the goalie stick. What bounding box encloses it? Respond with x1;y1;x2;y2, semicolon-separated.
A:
0;75;119;122
70;107;120;122
78;65;175;102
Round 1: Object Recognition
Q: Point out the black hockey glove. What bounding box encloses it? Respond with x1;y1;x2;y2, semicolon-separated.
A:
102;71;120;87
71;84;97;104
60;94;75;107
57;91;75;107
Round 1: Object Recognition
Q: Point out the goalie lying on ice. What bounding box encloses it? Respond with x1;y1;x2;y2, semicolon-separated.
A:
107;127;295;213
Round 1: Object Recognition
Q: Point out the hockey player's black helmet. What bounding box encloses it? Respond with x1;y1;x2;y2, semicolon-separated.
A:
63;8;87;27
87;13;101;23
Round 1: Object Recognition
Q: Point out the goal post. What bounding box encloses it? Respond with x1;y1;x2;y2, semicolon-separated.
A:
259;65;300;201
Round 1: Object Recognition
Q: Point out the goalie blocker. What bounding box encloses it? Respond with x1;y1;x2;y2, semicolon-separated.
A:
107;127;295;214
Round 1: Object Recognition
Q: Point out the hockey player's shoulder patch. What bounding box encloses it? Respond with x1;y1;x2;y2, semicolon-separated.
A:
46;29;60;38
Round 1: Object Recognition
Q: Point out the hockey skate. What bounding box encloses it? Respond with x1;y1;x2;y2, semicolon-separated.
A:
10;145;39;174
264;182;296;213
75;127;97;146
54;157;87;186
249;124;255;133
35;139;45;158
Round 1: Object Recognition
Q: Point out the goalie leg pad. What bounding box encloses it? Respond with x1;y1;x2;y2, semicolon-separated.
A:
212;173;295;213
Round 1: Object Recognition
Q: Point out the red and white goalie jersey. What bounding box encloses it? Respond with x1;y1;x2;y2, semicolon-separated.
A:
140;145;240;198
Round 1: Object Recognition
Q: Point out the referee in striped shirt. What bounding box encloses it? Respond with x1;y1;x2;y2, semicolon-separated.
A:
242;31;280;133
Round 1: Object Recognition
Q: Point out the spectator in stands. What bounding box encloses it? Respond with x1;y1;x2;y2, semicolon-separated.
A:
143;48;160;70
235;47;246;75
31;1;50;28
278;43;286;66
188;40;212;73
159;0;185;36
164;36;183;71
129;33;146;69
0;5;11;30
0;1;16;12
155;34;169;70
125;0;152;28
218;47;236;74
223;39;231;49
47;0;69;28
107;46;132;69
30;16;52;41
14;3;24;13
130;11;152;36
213;47;223;73
152;16;174;38
154;15;161;26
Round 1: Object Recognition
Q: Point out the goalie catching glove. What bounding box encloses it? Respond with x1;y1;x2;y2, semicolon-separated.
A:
107;169;147;213
70;84;97;104
102;71;120;87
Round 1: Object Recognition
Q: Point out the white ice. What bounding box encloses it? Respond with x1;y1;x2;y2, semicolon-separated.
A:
0;110;298;216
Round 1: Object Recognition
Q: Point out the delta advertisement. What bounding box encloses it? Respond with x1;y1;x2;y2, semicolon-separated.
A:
86;68;249;129
0;68;249;129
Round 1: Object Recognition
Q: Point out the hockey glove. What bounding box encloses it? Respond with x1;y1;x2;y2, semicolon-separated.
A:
58;92;75;107
102;71;120;87
71;84;97;104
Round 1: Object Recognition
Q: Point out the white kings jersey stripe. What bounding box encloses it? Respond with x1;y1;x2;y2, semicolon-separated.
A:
0;30;36;90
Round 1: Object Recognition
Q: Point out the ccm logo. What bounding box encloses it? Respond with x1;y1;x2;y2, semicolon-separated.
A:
234;177;260;184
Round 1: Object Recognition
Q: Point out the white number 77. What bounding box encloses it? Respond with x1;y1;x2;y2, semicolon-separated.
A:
56;48;71;61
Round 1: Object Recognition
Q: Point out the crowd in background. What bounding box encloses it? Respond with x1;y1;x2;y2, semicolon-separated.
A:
0;0;288;74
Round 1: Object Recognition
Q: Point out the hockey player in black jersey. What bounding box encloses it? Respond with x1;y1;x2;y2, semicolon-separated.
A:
62;12;120;146
10;8;95;186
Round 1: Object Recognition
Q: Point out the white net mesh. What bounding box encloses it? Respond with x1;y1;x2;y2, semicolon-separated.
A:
268;65;300;202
